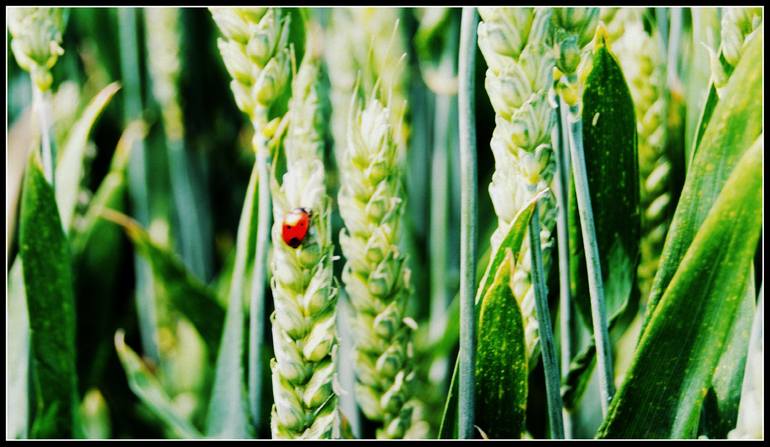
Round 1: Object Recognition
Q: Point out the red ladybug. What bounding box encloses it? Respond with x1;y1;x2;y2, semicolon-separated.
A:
281;208;311;249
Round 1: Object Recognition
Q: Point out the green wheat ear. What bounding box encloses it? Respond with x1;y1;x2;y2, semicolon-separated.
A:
477;7;558;365
210;7;292;130
8;7;66;92
337;80;419;439
709;8;762;97
269;57;340;439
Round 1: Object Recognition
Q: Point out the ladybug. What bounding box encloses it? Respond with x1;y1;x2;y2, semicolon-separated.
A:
281;207;311;249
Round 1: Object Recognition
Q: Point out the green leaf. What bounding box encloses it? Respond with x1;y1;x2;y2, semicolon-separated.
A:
114;330;201;439
684;8;720;169
701;269;755;438
475;252;528;439
55;82;121;232
688;83;718;167
103;211;224;362
20;152;78;438
561;339;596;411
571;39;640;331
206;164;260;438
438;191;542;438
642;30;762;332
597;135;763;438
71;120;144;254
7;260;30;439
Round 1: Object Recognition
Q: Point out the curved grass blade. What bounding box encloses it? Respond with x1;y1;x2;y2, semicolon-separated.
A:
206;165;260;438
114;330;201;439
20;151;78;438
597;135;763;439
641;30;762;335
102;210;224;362
55;82;121;232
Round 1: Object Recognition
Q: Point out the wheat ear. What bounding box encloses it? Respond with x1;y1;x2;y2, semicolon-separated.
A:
338;84;418;439
477;7;558;364
268;57;340;439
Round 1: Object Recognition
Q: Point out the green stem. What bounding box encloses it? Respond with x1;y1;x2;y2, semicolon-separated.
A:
248;129;270;434
564;101;615;415
457;7;478;439
32;84;56;187
552;97;573;438
170;138;209;279
530;200;565;439
118;7;158;364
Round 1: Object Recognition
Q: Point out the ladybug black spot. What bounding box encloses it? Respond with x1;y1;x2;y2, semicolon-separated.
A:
288;237;301;248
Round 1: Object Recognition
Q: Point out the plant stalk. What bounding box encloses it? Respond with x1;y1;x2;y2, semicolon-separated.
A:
530;199;565;439
552;97;573;438
248;128;270;434
32;84;56;187
564;100;615;415
118;7;159;364
457;7;478;439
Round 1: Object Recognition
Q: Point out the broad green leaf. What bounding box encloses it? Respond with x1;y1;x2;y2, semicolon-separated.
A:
55;82;121;232
439;191;542;438
206;164;260;438
642;30;762;333
571;37;640;330
114;330;201;439
20;152;78;438
7;260;30;439
597;135;762;438
701;269;755;438
475;252;527;439
103;211;224;362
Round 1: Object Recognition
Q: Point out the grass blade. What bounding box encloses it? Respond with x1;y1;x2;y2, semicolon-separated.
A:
20;151;78;438
54;82;121;232
103;210;225;362
114;330;201;439
641;28;763;336
206;165;259;438
597;135;763;438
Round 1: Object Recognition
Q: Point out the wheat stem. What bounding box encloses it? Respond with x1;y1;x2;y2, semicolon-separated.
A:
529;199;565;439
564;103;615;415
457;7;478;440
118;7;159;364
552;97;573;438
